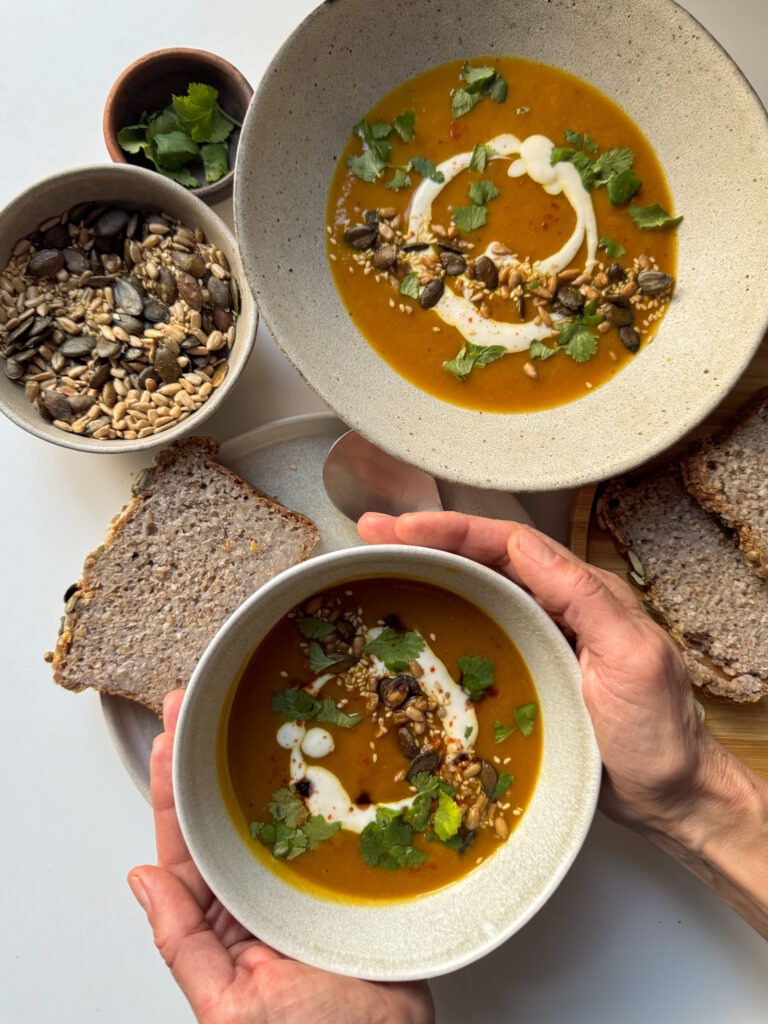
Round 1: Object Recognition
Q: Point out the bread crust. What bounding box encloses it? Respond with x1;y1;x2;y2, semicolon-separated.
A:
52;437;319;714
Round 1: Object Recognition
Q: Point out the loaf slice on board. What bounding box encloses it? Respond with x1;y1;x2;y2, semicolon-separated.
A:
52;437;319;714
681;387;768;583
597;465;768;703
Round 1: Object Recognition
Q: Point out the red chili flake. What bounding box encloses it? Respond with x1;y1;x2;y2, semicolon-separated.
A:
448;120;465;141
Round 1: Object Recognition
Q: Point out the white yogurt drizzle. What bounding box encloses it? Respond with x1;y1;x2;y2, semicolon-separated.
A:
275;628;477;834
405;133;598;353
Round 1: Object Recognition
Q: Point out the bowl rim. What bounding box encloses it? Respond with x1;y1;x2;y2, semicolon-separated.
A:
0;161;257;453
102;47;253;204
173;543;602;979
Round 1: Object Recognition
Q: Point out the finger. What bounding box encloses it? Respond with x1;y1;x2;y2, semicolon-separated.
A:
359;510;521;571
162;688;185;734
150;718;212;905
127;867;233;1011
507;526;643;657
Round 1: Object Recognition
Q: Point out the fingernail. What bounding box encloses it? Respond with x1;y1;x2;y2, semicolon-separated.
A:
515;528;557;566
360;511;393;521
127;872;151;912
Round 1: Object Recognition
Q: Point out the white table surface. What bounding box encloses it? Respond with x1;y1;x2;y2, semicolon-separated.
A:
1;1;766;1021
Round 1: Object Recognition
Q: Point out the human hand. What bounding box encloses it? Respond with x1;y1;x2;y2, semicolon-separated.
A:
127;689;434;1024
357;511;708;834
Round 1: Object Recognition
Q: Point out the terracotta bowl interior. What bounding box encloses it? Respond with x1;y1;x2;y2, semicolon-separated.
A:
0;163;257;453
104;48;252;204
173;545;601;981
235;0;768;491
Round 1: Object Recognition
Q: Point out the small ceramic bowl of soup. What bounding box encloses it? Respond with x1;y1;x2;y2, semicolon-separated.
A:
173;543;601;980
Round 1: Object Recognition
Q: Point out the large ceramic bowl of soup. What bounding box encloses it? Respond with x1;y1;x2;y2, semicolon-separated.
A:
234;0;768;490
174;544;601;979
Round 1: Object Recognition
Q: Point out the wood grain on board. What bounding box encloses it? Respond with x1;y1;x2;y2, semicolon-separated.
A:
568;332;768;782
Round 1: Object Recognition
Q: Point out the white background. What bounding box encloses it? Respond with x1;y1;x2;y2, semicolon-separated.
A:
1;2;766;1022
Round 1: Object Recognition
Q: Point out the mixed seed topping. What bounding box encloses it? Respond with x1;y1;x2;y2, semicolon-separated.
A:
0;202;240;440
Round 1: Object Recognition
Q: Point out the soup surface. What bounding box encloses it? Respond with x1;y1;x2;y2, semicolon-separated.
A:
221;576;542;902
326;57;680;413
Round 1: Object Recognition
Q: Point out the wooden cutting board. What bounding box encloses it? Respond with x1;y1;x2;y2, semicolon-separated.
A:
569;331;768;782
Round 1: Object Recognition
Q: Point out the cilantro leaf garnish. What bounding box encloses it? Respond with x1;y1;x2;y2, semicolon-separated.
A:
307;641;347;674
394;110;416;141
554;321;598;363
387;168;412;191
550;147;597;190
494;720;515;743
399;273;421;299
565;129;582;147
598;235;626;259
457;655;495;700
362;628;425;671
433;790;462;841
151;130;199;171
451;88;482;118
346;148;387;182
551;136;635;195
409;156;445;183
592;147;634;184
468;180;500;205
444;342;505;381
529;338;559;361
360;807;428;870
607;168;642;206
251;788;341;860
269;787;307;827
352;119;391;161
492;772;514;802
583;133;599;154
271;687;359;728
201;142;229;183
173;83;227;141
302;815;342;848
514;702;538;736
315;697;360;730
629;203;683;229
297;616;336;639
452;204;487;233
469;143;496;172
452;62;508;117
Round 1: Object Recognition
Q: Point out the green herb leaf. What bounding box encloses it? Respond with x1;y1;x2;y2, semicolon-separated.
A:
201;142;229;183
250;820;276;844
172;83;220;142
206;108;235;144
394;110;416;141
346;148;387;182
157;166;201;187
598;235;626;259
443;342;505;381
468;180;500;205
360;807;428;870
353;119;391;161
607;168;642;206
386;169;412;190
315;697;360;730
371;120;392;139
145;107;181;144
308;641;346;674
529;338;559;361
271;688;319;721
628;203;683;229
464;725;473;740
565;129;582;147
399;273;421;299
297;616;336;639
516;106;530;115
451;87;482;117
469;143;496;172
362;629;425;671
494;720;515;743
485;74;508;103
274;822;308;860
434;791;462;841
554;321;598;363
514;702;538;736
583;133;599;154
462;63;496;89
116;124;148;154
303;815;342;848
492;772;514;802
150;130;198;171
457;655;495;700
409;156;445;183
269;787;307;827
592;147;634;185
452;204;487;233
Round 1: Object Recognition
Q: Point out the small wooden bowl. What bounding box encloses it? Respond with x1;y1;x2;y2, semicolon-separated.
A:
103;48;252;206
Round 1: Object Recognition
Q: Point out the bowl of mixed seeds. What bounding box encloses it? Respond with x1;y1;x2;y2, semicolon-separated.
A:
0;164;257;452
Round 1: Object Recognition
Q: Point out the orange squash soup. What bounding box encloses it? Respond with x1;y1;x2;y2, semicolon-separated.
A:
220;576;542;902
326;57;680;413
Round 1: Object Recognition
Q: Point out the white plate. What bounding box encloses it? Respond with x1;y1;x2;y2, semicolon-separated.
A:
101;412;533;800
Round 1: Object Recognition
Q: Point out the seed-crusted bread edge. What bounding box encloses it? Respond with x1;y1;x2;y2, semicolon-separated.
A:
51;437;320;715
596;463;768;704
681;387;768;583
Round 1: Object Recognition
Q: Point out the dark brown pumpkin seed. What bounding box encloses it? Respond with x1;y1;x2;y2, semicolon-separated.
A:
637;270;673;295
619;325;641;353
372;245;398;269
177;272;202;311
401;242;430;252
143;298;171;323
378;675;411;709
154;266;178;305
440;251;467;276
40;390;73;422
480;761;498;799
343;225;378;251
92;208;130;237
26;249;65;279
62;248;90;274
556;285;584;312
406;749;440;781
171;251;207;278
43;223;70;249
419;278;444;309
207;276;231;309
397;726;419;760
607;262;626;283
113;280;144;316
154;345;180;383
59;337;95;358
598;303;634;327
111;313;144;337
474;255;499;290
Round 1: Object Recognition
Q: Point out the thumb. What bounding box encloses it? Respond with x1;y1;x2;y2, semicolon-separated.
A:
128;866;233;1007
507;526;635;657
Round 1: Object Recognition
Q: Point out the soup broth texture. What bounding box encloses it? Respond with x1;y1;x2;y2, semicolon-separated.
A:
327;57;680;413
221;577;542;901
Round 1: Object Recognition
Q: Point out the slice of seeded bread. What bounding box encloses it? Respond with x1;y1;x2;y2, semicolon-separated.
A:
597;465;768;703
681;387;768;583
52;437;319;714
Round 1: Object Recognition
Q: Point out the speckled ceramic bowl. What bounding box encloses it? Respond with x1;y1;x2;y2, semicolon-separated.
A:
235;0;768;491
0;164;257;453
173;544;600;980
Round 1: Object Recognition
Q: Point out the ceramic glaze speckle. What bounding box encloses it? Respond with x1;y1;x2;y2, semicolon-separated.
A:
235;0;768;490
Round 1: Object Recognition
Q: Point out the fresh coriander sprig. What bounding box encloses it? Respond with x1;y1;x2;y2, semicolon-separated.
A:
457;656;495;700
271;688;360;729
250;787;341;860
443;342;506;382
451;62;508;117
362;628;425;672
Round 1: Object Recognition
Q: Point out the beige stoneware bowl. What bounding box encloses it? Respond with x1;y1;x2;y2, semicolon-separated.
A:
0;164;257;453
173;544;601;980
235;0;768;491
